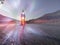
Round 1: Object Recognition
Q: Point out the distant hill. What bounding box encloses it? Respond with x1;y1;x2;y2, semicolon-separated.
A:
38;10;60;20
0;14;17;24
27;10;60;24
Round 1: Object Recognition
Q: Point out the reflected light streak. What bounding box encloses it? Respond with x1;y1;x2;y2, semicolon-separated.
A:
3;30;14;44
3;22;24;44
25;26;47;36
6;31;14;38
4;23;16;33
2;22;17;43
0;24;7;27
25;26;38;34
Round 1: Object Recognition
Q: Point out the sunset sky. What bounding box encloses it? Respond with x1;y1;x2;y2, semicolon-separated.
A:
0;0;60;20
